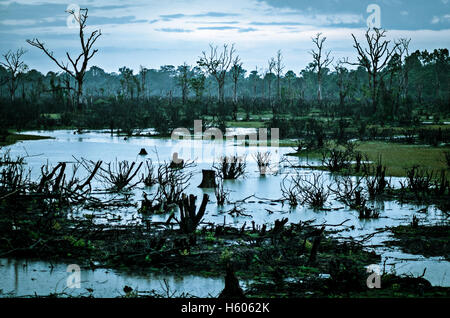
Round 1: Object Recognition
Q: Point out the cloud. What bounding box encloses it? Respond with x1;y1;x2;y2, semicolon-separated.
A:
192;11;240;17
160;14;186;19
1;0;449;74
432;16;441;24
197;26;239;30
257;0;450;30
238;27;258;32
156;28;193;33
0;19;39;26
160;11;240;20
250;21;303;26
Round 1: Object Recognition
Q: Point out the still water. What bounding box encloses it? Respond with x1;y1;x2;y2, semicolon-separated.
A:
1;130;448;297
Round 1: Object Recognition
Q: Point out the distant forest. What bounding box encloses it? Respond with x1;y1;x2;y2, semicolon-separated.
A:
0;11;449;138
1;47;448;103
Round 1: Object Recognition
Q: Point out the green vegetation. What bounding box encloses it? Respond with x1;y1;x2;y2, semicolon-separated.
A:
357;142;450;177
387;224;450;260
290;140;450;178
0;132;52;146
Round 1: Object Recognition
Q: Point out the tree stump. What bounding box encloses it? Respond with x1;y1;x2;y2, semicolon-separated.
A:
218;264;245;299
139;148;148;155
308;226;325;264
198;170;217;188
177;193;209;234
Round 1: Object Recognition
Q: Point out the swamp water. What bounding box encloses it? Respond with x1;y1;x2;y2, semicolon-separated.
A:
1;130;448;297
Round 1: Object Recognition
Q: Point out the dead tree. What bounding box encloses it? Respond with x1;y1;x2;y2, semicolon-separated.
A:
27;8;101;109
214;177;229;206
395;38;411;100
281;175;300;207
155;161;193;206
177;63;190;105
197;44;235;104
142;160;156;187
266;58;276;109
275;50;285;101
292;173;330;209
363;158;388;198
177;193;208;234
329;176;364;209
96;159;143;192
0;48;28;102
334;59;352;107
231;56;243;120
310;33;333;103
139;66;149;99
214;155;246;180
253;151;271;175
346;28;399;113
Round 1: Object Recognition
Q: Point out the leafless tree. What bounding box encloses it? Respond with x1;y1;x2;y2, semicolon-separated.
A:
27;8;101;109
310;33;333;102
395;38;411;99
266;58;276;114
253;151;271;175
281;175;300;207
275;50;285;101
294;173;329;209
177;63;190;105
346;28;399;113
231;56;243;119
0;48;28;102
334;59;352;107
96;159;143;192
139;66;149;99
214;155;246;180
197;44;236;104
215;177;230;206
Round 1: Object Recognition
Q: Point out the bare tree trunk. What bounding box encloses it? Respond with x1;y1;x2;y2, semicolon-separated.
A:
317;76;322;102
218;82;225;104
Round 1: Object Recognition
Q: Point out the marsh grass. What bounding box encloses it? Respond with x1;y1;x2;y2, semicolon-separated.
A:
291;141;450;179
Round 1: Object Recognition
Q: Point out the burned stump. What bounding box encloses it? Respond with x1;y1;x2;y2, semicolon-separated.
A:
198;170;217;188
139;148;148;156
218;264;245;299
308;226;325;264
177;193;209;234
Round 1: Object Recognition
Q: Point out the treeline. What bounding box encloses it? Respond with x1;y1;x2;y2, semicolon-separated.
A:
0;8;449;139
0;47;448;104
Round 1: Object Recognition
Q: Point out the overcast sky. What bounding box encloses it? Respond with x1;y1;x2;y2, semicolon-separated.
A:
1;0;449;75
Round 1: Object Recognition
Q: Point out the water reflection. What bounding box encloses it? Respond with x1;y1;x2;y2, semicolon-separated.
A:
2;130;449;290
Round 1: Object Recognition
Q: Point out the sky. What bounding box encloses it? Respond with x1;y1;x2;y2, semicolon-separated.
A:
0;0;449;75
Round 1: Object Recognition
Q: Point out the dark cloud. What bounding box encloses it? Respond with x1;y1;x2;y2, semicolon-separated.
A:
257;0;450;30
